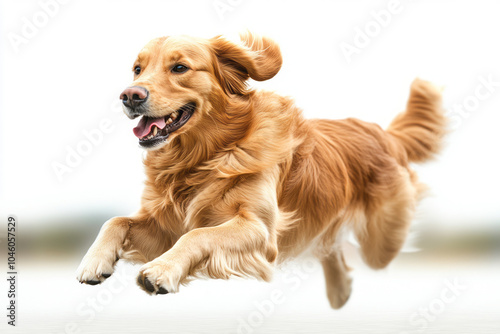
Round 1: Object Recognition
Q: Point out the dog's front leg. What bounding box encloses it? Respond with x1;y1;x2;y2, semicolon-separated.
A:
136;212;278;294
76;216;137;285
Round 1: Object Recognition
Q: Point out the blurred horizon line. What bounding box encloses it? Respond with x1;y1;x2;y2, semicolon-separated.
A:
0;213;498;258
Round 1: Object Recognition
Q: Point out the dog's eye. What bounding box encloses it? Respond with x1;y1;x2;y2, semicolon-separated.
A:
171;64;189;74
134;66;141;75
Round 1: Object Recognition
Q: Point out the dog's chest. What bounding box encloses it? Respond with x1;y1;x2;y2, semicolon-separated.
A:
143;173;209;230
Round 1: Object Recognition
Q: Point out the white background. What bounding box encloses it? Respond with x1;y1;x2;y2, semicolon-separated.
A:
1;1;500;334
1;0;500;230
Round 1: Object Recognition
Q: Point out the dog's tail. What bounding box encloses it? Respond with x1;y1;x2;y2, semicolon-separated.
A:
387;79;447;163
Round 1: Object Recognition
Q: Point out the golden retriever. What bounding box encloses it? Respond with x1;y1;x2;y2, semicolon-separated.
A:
76;32;446;308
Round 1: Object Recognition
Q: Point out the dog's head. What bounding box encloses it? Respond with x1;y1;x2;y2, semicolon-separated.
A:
120;33;282;150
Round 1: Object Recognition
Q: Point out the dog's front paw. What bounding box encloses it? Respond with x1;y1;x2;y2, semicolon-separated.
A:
76;251;116;285
137;257;186;295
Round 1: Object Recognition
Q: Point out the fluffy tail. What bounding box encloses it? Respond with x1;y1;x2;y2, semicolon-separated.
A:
387;79;447;163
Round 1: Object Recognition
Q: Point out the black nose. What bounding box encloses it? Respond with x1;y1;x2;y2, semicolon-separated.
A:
120;86;148;109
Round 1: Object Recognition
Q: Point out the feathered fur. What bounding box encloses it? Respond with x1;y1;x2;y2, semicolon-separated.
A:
76;33;446;308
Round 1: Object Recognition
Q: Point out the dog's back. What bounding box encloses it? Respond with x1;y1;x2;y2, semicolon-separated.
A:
276;79;445;262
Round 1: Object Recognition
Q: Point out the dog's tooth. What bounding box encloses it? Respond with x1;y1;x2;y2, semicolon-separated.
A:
167;118;173;124
171;112;178;120
153;127;158;136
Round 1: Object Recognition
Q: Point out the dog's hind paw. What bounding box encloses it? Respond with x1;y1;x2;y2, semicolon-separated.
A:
326;276;352;309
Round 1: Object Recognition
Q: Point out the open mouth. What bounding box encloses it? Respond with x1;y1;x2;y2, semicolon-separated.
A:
133;102;196;148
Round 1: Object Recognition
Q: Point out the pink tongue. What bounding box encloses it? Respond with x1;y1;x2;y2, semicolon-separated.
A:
133;117;166;138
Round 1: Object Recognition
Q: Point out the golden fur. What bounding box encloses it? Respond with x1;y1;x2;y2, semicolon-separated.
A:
76;33;446;308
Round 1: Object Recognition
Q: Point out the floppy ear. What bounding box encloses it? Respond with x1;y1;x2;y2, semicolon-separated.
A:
211;32;282;95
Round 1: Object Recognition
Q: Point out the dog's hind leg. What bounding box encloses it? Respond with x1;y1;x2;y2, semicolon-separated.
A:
355;166;418;270
320;248;352;309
